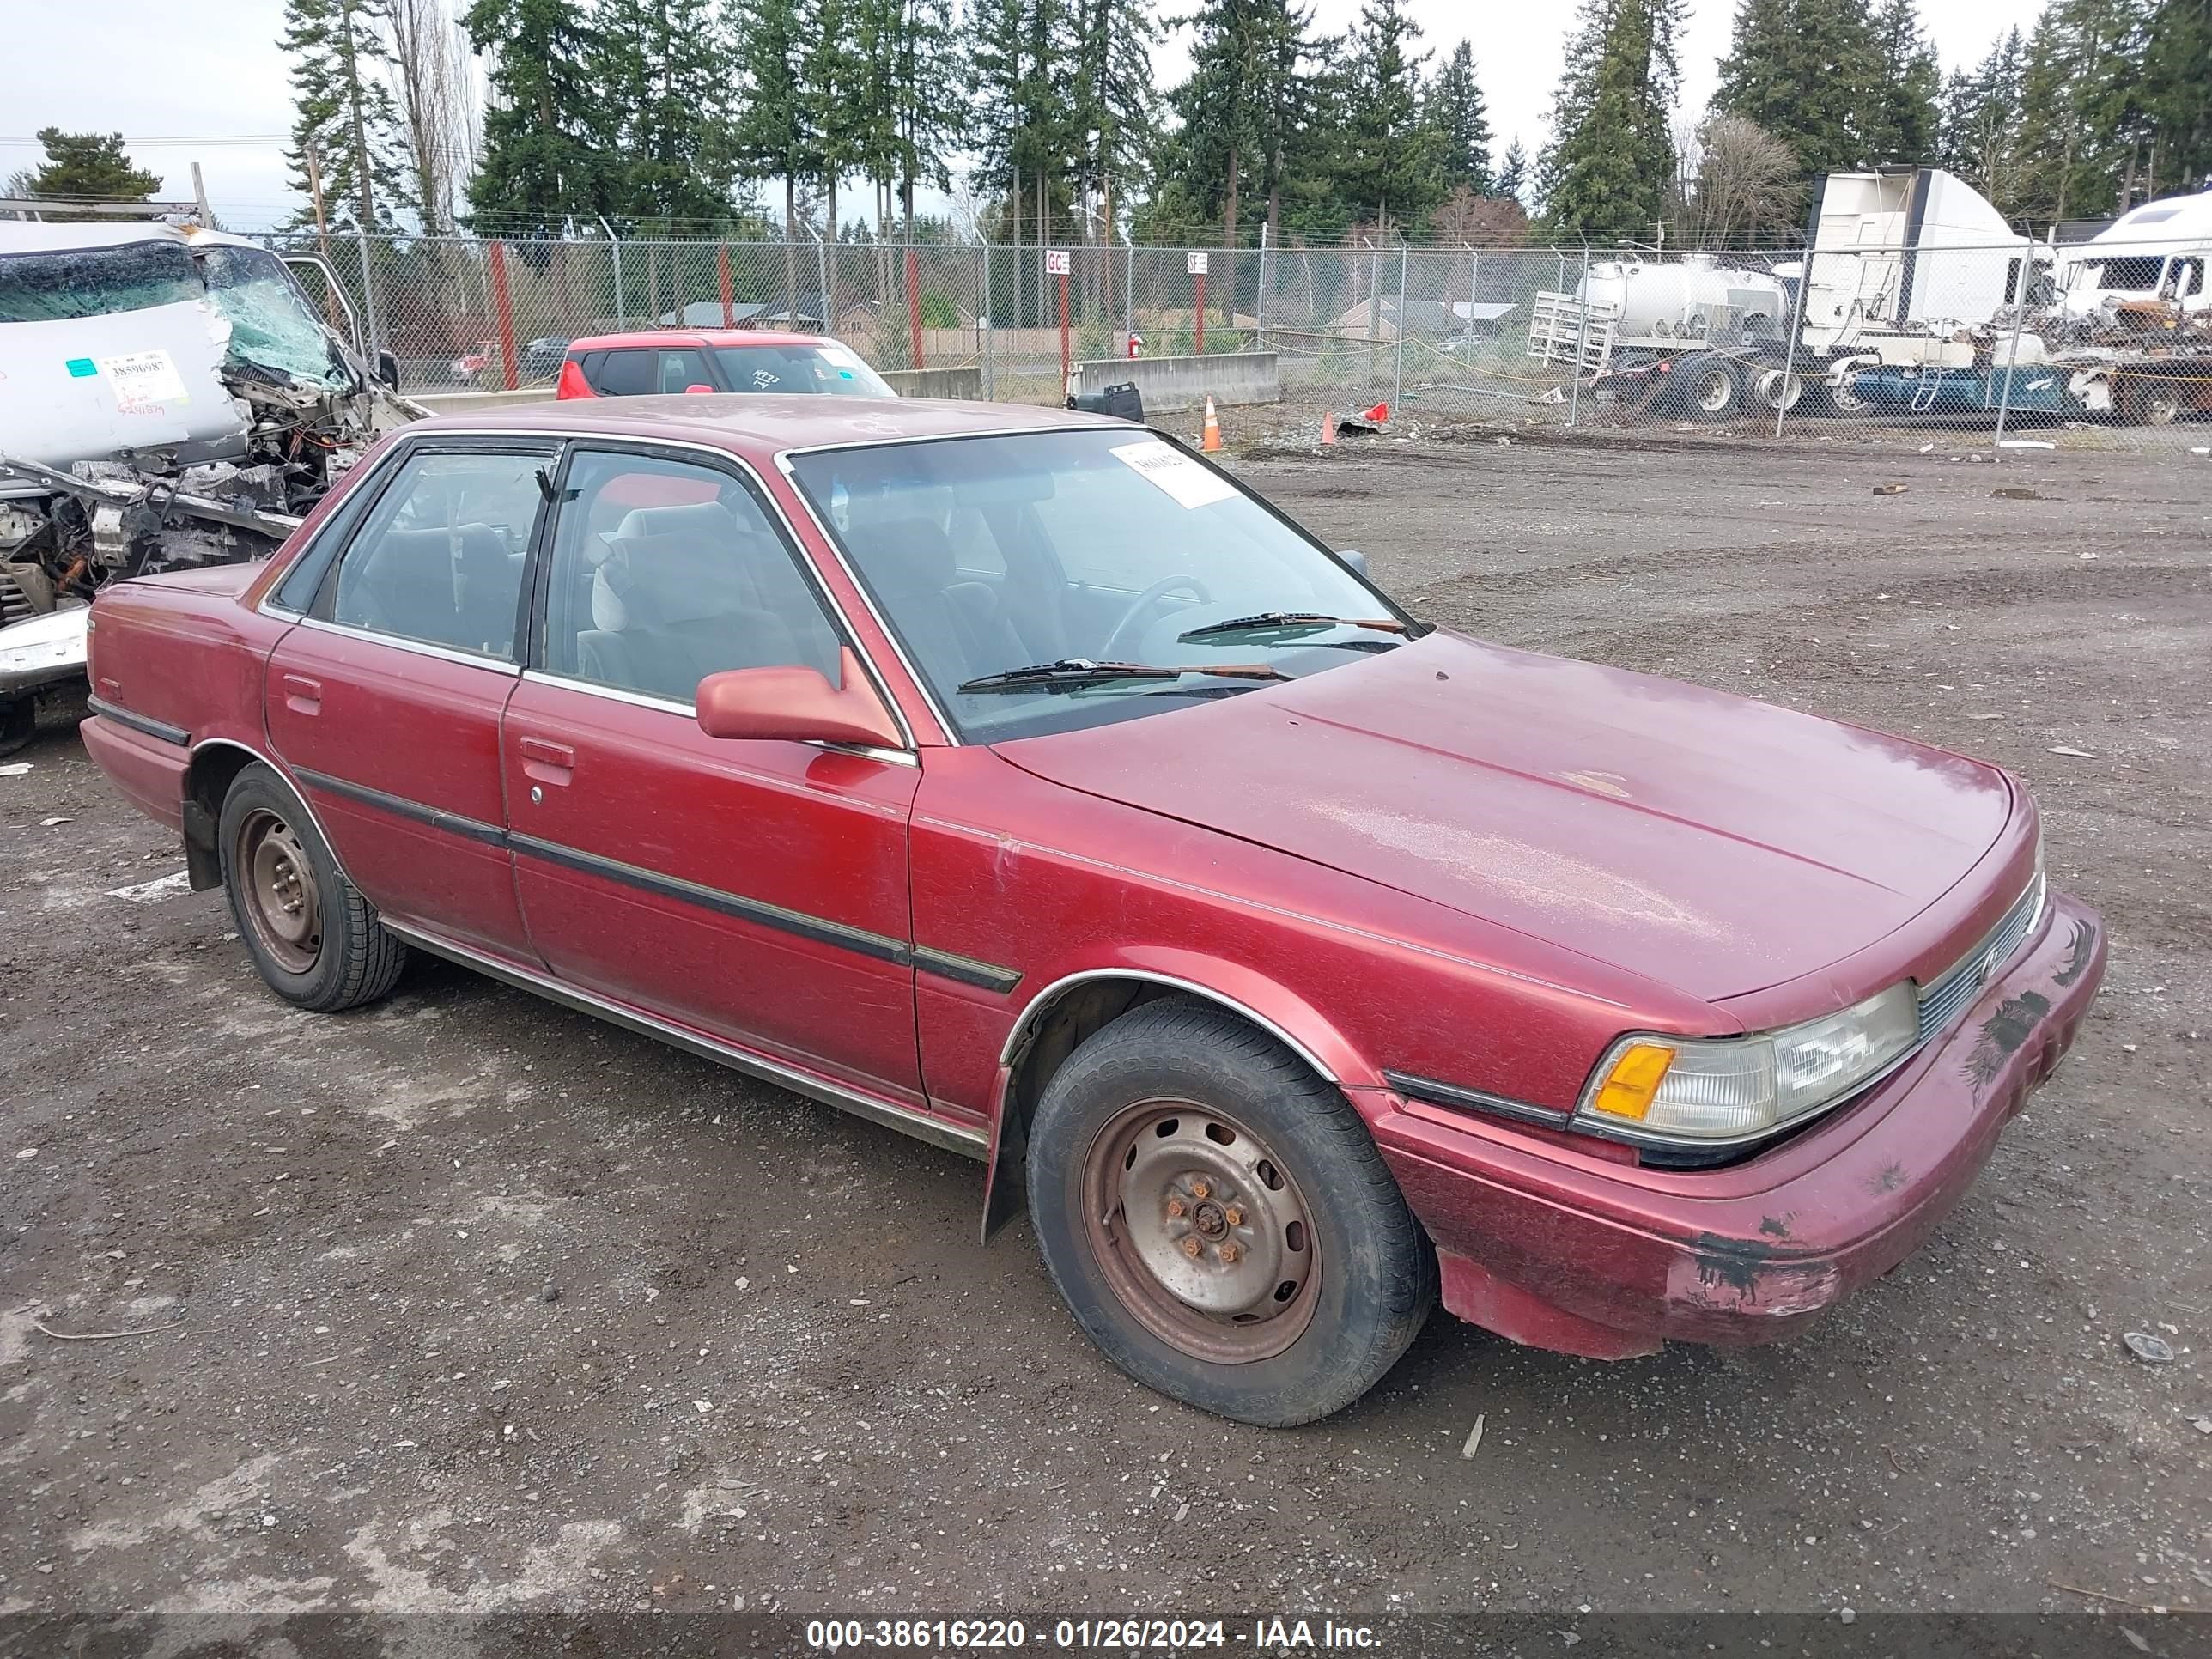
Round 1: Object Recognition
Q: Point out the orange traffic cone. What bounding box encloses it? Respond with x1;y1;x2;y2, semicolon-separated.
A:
1201;395;1223;453
1320;409;1336;447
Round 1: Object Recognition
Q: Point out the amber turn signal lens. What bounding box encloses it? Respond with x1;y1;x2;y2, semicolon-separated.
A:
1592;1042;1676;1121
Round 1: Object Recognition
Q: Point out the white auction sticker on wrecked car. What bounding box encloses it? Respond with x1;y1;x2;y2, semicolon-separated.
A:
1109;440;1237;510
94;349;190;408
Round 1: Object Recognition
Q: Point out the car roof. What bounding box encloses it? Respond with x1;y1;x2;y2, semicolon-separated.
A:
404;394;1127;456
568;330;844;352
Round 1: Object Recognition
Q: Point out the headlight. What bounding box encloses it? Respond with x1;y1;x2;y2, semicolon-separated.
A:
1577;982;1919;1145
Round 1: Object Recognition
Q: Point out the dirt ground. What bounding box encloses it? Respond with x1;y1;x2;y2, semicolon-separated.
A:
3;434;2209;1626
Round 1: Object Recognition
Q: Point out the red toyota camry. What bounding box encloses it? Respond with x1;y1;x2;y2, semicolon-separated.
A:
78;396;2104;1425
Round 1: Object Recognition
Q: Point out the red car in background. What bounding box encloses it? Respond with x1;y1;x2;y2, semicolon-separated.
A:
76;397;2105;1425
556;330;896;400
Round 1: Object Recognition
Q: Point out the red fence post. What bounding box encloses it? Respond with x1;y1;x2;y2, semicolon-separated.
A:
906;246;924;370
1059;267;1071;387
1194;269;1206;356
719;245;735;328
488;240;520;391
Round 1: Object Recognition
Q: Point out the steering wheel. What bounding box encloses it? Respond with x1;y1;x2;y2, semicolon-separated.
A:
1099;575;1212;661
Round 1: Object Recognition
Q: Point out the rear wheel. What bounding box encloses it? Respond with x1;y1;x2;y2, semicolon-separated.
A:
1683;354;1747;420
1026;997;1435;1425
219;763;406;1012
0;697;33;759
2120;379;2184;427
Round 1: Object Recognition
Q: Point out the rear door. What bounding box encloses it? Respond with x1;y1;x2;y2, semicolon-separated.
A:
265;438;551;958
501;442;926;1099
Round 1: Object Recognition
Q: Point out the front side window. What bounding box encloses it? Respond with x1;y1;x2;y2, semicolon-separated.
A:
542;448;841;706
325;448;544;659
787;429;1407;741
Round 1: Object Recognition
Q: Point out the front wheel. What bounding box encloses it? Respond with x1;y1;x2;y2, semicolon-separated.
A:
219;763;407;1012
1026;997;1435;1425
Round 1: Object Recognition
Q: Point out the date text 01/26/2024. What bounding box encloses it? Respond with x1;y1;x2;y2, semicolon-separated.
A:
805;1619;1381;1650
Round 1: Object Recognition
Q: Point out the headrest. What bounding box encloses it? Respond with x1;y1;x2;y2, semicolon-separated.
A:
860;518;956;601
592;535;753;633
353;528;453;605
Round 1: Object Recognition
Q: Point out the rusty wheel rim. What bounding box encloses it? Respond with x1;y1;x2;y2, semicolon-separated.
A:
236;808;321;975
1082;1099;1320;1364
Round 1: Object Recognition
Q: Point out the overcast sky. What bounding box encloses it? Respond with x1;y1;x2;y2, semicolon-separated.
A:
3;0;2050;233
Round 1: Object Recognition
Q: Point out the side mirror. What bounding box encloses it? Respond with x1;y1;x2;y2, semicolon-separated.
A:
1336;549;1370;577
696;647;902;750
684;383;716;394
376;349;400;391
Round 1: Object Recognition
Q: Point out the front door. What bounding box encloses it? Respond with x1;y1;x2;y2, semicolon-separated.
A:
502;443;924;1101
265;440;550;958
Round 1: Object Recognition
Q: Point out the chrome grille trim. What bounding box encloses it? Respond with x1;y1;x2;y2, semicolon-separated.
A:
1915;870;2046;1044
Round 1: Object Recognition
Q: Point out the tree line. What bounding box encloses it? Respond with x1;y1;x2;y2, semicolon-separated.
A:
14;0;2208;250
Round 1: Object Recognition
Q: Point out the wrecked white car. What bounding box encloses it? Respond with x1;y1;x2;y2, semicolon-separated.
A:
0;221;422;753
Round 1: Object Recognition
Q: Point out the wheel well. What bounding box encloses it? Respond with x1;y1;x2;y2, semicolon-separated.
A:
983;977;1326;1238
180;744;257;890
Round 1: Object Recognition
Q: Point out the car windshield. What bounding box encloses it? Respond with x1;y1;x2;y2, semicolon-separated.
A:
195;243;352;390
787;428;1407;742
0;237;201;324
714;343;894;397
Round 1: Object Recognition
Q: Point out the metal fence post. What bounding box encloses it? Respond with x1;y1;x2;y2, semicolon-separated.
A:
599;217;625;328
981;241;995;398
1992;297;2029;451
1393;244;1408;410
1567;247;1592;428
1773;251;1811;439
352;222;380;355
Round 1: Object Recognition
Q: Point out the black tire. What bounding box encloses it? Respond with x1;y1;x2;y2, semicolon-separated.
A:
1676;352;1747;421
0;697;33;759
1026;997;1436;1426
218;763;406;1012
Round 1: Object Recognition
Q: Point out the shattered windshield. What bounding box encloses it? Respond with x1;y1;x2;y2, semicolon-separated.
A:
196;244;352;390
0;238;200;324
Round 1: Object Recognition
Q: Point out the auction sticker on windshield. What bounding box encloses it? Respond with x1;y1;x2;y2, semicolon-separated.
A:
1110;440;1237;510
96;349;190;410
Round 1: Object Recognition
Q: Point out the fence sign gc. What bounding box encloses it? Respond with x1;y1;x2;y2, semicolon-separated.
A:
1044;250;1071;276
1047;251;1073;384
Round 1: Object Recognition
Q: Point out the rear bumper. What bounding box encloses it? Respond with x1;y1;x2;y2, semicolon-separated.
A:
79;714;190;834
1375;890;2106;1356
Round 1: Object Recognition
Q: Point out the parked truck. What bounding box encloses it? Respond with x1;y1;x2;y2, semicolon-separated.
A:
0;220;422;754
1528;166;2211;428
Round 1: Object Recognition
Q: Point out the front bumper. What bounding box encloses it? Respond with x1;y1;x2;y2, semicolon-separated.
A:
1374;890;2107;1356
0;605;89;698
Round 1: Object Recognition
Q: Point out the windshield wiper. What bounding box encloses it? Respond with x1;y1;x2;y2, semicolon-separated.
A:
956;657;1288;693
1177;611;1410;643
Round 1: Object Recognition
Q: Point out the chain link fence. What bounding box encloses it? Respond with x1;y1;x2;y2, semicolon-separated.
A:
264;228;2212;454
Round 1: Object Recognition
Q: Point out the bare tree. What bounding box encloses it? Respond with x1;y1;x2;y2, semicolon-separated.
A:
386;0;477;234
1671;113;1800;247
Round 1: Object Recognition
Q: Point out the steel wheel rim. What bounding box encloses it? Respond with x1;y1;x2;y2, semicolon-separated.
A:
1757;368;1802;412
237;807;322;974
1696;368;1735;413
1082;1098;1320;1364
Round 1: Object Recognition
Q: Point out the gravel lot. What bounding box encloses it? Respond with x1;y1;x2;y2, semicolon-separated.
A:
2;434;2209;1625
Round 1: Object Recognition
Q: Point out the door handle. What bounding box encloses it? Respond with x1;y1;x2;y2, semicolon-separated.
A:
520;736;574;787
281;673;322;714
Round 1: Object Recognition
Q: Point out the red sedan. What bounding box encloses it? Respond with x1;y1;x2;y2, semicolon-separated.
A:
78;396;2106;1425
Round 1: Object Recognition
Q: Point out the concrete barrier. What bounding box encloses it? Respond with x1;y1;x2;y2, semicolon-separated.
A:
881;365;983;399
1067;351;1280;414
414;386;556;412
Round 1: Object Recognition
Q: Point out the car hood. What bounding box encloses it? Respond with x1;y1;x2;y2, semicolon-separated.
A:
991;630;2014;1002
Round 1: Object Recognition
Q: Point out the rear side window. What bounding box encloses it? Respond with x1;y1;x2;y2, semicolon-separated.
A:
324;449;547;660
588;350;656;396
657;348;715;392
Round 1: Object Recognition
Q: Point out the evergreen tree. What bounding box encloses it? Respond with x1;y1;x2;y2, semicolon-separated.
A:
465;0;612;231
733;0;813;240
1538;0;1684;243
2138;0;2212;197
1712;0;1880;177
283;0;416;232
2014;0;2145;222
16;131;162;216
1862;0;1940;164
884;0;965;232
805;0;872;240
1494;137;1528;205
1936;27;2027;210
1424;40;1492;195
599;0;741;227
1071;0;1158;240
1334;0;1442;230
